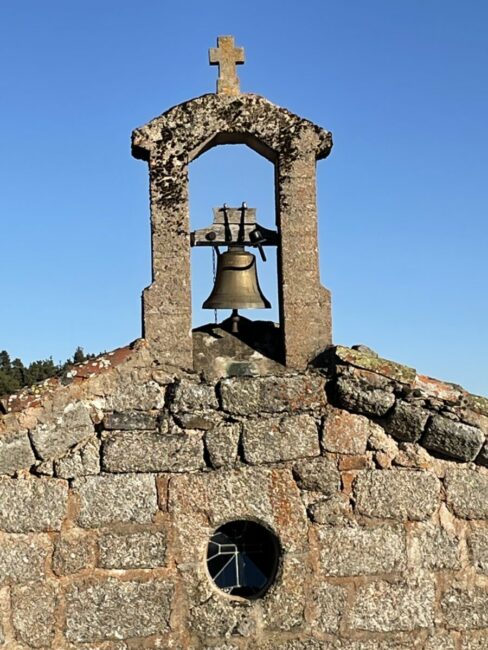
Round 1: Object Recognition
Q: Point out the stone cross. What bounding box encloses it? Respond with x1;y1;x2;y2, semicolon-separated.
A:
209;35;245;95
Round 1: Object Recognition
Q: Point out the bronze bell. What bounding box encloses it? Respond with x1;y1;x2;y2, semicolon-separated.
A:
203;248;271;310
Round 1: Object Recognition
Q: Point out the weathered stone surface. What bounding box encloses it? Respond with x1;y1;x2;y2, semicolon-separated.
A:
220;375;326;415
30;401;94;460
369;429;399;468
459;408;488;434
65;578;173;642
340;633;416;650
323;408;375;454
202;644;241;650
0;477;68;532
374;452;396;470
169;467;307;560
188;594;255;640
422;414;484;461
442;585;488;629
209;35;244;95
311;581;347;634
475;440;488;467
351;344;378;356
11;581;56;648
0;346;487;649
335;346;416;384
424;632;457;650
465;393;488;417
318;524;406;576
177;412;219;430
335;366;395;417
0;430;35;474
445;468;488;519
256;637;332;650
293;457;340;495
193;321;286;382
103;410;158;430
102;430;204;472
205;422;241;468
62;642;128;650
338;454;373;470
468;526;488;573
354;470;440;520
53;531;96;575
461;632;488;649
349;576;435;631
172;378;219;412
0;535;50;584
384;400;429;443
368;426;399;458
34;459;54;476
106;377;166;411
242;415;320;464
262;554;307;632
309;493;352;524
98;530;167;569
412;522;461;570
75;474;157;527
393;442;433;469
257;641;327;650
55;437;100;478
413;374;464;403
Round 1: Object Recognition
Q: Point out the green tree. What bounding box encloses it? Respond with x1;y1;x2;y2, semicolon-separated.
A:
0;351;22;395
10;358;26;387
72;346;86;364
26;358;57;384
0;351;11;371
0;347;96;398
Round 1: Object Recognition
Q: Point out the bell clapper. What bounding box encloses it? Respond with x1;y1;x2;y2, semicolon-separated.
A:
230;309;240;334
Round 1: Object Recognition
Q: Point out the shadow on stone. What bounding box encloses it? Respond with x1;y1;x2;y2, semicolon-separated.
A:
193;317;285;380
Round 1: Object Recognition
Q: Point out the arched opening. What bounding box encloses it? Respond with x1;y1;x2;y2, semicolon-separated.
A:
189;143;278;330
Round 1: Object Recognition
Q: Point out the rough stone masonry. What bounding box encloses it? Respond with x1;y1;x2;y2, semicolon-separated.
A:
0;341;488;648
1;36;487;649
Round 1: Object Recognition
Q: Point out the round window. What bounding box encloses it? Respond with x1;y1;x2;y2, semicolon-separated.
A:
206;520;280;599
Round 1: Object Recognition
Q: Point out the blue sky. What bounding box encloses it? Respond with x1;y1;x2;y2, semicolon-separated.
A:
0;1;487;395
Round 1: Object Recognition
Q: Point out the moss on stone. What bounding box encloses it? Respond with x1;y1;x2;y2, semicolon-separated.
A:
335;346;416;385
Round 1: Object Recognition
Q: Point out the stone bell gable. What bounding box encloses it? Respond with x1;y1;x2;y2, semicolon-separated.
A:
132;92;332;371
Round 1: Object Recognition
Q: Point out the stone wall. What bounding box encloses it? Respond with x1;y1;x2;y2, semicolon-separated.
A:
0;341;488;648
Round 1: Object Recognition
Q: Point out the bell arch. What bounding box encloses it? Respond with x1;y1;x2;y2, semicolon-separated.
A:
188;141;277;329
189;131;277;165
132;93;333;370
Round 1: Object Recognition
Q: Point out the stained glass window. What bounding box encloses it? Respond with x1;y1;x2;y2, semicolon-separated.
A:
206;520;280;598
